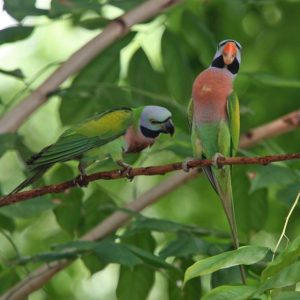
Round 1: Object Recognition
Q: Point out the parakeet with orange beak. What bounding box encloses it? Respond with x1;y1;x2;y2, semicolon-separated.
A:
187;39;242;249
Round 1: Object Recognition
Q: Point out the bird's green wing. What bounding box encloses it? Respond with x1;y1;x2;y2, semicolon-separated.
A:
28;108;134;170
187;98;193;131
227;92;240;156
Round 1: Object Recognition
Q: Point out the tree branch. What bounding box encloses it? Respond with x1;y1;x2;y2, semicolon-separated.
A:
239;109;300;148
0;0;182;133
1;153;300;207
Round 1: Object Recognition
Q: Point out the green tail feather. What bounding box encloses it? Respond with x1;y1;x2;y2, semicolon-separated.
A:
8;168;48;195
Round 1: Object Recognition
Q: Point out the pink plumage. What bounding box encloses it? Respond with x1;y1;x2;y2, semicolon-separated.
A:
192;67;233;123
124;126;155;153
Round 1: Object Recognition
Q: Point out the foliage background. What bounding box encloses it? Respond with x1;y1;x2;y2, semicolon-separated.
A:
0;0;300;299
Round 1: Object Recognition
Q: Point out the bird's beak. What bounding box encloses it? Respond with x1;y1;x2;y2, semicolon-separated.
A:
222;41;237;65
162;119;175;136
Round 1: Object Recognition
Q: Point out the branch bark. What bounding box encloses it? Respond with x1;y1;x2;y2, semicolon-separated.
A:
1;153;300;207
239;109;300;148
0;0;181;133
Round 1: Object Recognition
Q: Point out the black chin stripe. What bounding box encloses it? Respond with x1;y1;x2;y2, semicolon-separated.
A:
227;57;239;74
140;126;160;138
211;55;240;75
211;55;225;68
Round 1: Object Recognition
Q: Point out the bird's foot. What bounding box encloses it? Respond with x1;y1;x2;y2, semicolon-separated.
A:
182;157;194;172
212;153;226;169
74;174;89;187
117;161;134;181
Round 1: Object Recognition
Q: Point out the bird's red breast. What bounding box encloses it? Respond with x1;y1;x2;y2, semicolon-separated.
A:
124;126;154;153
192;67;233;123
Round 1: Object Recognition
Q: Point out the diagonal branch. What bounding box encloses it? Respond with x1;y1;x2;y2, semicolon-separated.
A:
0;0;182;133
1;152;300;207
239;109;300;148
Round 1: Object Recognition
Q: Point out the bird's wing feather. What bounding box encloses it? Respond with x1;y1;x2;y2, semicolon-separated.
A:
227;92;240;156
28;108;134;170
187;98;193;131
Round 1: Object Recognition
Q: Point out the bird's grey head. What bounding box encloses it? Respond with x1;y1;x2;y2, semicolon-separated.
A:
211;39;242;75
140;106;174;139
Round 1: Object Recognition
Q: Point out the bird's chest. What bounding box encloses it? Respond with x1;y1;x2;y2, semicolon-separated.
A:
124;127;154;153
192;69;232;123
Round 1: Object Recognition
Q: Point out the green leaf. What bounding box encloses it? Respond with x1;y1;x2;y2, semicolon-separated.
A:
4;0;48;21
130;217;187;233
116;265;155;300
180;11;216;66
93;242;143;267
161;29;194;103
0;133;18;158
59;33;135;125
78;190;117;235
167;258;201;300
0;214;15;232
249;165;298;193
261;236;300;282
0;268;20;294
127;48;168;103
159;232;208;259
0;68;25;79
233;166;268;233
258;261;300;293
202;285;257;300
184;246;269;284
0;26;34;45
53;189;83;235
0;196;55;218
273;292;300;300
76;17;109;30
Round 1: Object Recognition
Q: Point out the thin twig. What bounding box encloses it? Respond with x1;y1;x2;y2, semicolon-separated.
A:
1;153;300;207
272;191;300;261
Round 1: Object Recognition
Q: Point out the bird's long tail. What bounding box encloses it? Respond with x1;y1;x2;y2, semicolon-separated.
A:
203;165;239;248
7;168;48;196
203;165;246;283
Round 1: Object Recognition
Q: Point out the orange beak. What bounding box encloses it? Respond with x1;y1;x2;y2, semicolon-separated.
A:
222;41;237;65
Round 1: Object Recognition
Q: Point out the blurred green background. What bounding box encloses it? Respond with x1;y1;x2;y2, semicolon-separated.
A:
0;0;300;299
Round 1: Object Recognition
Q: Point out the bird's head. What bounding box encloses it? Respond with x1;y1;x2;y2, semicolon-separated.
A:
211;39;242;75
140;106;175;138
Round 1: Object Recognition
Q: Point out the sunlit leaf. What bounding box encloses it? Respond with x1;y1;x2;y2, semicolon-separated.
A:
245;73;300;88
184;246;269;284
273;292;300;300
261;236;300;282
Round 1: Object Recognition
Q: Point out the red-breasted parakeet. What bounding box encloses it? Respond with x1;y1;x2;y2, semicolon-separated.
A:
10;105;174;194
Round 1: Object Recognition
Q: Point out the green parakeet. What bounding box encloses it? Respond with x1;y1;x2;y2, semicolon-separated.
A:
188;39;242;249
9;105;174;194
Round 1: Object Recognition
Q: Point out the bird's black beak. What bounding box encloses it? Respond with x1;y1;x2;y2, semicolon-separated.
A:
162;119;175;136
